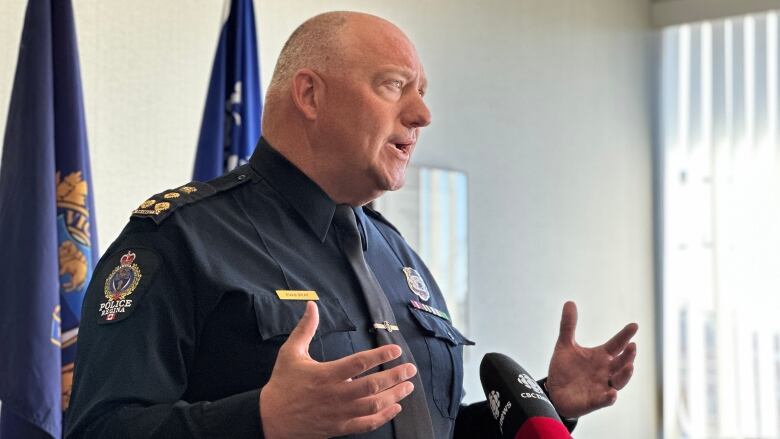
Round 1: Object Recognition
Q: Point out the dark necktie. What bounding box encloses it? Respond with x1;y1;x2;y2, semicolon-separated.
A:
333;205;435;439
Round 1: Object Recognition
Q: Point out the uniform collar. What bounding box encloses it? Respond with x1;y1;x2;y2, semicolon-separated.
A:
249;137;368;249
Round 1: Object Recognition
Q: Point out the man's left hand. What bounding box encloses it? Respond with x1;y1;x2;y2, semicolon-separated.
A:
545;301;638;419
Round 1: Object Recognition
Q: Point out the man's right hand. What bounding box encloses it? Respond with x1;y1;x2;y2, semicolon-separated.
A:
259;301;417;438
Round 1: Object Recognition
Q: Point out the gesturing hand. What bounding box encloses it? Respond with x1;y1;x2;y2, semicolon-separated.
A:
546;301;638;419
259;301;417;439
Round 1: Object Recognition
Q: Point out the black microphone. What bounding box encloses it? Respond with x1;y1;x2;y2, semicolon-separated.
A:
480;353;572;439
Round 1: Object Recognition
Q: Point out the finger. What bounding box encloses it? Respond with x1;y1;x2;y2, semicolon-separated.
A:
594;389;618;409
338;403;403;435
339;363;417;400
603;322;638;356
283;301;319;356
609;364;634;390
341;381;415;418
609;342;637;374
325;344;403;381
557;301;578;346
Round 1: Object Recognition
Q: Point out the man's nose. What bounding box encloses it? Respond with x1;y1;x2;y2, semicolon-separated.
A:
401;93;432;128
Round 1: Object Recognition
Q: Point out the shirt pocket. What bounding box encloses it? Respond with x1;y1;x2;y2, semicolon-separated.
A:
253;295;357;362
408;306;475;419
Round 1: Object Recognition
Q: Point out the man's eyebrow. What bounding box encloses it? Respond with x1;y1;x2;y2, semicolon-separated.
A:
380;64;425;81
419;76;428;91
376;66;427;90
377;66;415;78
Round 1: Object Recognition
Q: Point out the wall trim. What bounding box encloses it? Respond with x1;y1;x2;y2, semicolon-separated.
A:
652;0;780;27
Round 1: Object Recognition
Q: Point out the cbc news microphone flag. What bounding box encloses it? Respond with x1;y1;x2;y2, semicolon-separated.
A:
193;0;262;181
0;1;98;438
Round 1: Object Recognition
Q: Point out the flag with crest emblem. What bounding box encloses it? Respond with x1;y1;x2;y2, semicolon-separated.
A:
0;1;98;437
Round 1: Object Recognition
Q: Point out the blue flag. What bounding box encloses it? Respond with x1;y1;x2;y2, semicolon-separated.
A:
193;0;262;181
0;1;98;438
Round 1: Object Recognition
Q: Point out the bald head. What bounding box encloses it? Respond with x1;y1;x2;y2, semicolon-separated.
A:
267;12;349;93
263;12;413;128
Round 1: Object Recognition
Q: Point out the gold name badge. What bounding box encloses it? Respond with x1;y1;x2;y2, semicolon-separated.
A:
275;290;319;301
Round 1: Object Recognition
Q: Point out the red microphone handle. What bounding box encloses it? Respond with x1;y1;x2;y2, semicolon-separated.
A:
514;417;572;439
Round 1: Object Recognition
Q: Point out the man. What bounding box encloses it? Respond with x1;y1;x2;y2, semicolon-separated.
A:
65;11;637;438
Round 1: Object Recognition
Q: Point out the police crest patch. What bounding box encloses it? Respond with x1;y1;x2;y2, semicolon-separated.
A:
96;248;159;325
100;251;141;322
402;267;430;301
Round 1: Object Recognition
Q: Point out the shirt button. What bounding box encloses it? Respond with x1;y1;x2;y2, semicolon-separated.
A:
237;174;246;181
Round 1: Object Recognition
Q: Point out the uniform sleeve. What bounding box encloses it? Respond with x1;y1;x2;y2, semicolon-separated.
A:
64;229;264;439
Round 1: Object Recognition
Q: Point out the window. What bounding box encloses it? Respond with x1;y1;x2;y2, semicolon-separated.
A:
661;12;780;439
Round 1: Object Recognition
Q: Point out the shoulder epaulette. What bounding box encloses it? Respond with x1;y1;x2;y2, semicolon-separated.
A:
130;167;253;224
363;205;403;237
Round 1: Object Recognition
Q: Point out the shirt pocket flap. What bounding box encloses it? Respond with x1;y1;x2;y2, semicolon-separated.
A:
408;306;475;346
254;295;357;341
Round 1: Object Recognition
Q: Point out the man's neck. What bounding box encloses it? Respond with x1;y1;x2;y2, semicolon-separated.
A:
262;133;380;207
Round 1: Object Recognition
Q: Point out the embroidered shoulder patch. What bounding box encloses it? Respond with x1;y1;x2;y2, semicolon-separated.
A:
97;248;160;324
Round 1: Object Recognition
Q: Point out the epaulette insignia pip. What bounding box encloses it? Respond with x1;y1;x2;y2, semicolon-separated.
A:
130;169;254;225
131;182;216;224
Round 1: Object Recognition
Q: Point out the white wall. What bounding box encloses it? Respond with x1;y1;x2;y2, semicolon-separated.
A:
0;1;658;437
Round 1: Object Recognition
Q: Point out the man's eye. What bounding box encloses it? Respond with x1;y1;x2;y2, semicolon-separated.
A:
418;88;425;97
388;79;403;89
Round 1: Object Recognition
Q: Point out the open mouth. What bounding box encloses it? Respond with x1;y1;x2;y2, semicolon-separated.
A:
392;142;412;154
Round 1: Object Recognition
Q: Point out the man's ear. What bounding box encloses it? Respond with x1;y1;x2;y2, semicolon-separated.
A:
290;69;323;120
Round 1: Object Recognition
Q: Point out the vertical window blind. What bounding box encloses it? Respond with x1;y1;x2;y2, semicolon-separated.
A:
661;11;780;439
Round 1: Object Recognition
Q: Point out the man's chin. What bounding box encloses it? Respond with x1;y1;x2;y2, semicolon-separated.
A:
383;174;406;192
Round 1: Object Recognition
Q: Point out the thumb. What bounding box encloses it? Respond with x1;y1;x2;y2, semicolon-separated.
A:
557;301;578;346
284;301;319;356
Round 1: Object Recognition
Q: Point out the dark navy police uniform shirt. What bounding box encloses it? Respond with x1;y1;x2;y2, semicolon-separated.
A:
65;138;496;438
